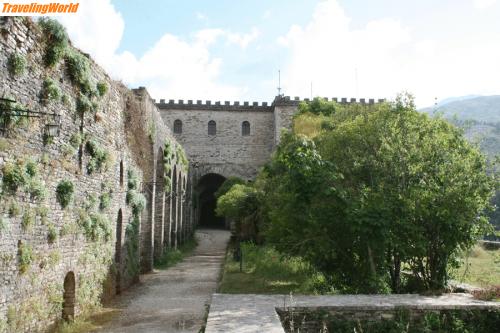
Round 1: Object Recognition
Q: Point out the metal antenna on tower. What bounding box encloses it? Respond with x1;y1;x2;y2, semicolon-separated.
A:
277;70;282;97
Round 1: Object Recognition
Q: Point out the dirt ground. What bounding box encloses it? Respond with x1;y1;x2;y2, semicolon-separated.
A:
96;228;230;333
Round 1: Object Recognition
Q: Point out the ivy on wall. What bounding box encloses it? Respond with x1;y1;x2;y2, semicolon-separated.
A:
124;168;146;277
163;140;174;192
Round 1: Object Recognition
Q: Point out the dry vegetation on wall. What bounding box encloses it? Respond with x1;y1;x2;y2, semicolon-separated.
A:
0;17;152;333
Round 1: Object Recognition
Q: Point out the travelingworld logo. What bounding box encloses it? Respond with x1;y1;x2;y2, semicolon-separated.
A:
1;0;79;15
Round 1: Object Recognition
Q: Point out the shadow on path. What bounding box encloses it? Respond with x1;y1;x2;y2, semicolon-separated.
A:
95;228;230;333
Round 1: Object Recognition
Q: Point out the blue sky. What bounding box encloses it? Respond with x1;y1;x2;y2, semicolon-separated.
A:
53;0;500;107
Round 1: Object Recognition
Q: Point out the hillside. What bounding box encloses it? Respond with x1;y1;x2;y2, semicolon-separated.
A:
421;95;500;123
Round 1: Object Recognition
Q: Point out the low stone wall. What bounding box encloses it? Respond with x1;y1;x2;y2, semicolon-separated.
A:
205;294;500;333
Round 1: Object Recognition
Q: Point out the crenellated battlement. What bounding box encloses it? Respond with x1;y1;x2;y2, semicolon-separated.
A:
155;95;386;111
156;99;273;111
274;95;386;106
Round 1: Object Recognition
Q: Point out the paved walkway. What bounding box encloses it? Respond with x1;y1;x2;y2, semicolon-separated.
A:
98;228;230;333
205;293;500;333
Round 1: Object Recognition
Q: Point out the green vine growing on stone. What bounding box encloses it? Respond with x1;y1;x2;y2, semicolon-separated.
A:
40;78;61;104
7;52;26;76
39;18;68;67
18;242;34;274
56;179;74;208
125;168;145;277
163;140;174;192
85;139;110;174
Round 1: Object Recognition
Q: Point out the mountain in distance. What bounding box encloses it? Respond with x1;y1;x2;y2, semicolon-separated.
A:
420;95;500;123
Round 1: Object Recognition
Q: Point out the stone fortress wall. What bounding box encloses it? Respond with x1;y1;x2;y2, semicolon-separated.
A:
0;17;192;332
0;16;383;333
157;96;385;179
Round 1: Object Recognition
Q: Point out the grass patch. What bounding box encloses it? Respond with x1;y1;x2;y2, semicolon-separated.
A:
218;242;333;294
154;237;198;270
50;308;120;333
454;245;500;288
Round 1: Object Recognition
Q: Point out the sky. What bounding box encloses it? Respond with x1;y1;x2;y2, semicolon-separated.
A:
51;0;500;107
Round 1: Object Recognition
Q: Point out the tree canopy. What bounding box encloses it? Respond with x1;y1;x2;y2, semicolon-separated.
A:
217;95;497;293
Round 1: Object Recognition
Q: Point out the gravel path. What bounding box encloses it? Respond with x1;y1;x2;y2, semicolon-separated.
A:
98;228;230;333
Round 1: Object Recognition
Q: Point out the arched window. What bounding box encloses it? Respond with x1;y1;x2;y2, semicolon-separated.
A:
208;120;216;136
119;160;124;187
173;119;182;134
242;121;250;136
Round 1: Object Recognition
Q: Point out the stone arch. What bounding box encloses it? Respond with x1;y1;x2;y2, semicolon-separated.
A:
62;272;76;321
173;119;182;134
242;121;250;136
208;120;216;136
154;147;166;260
115;209;123;294
196;173;226;228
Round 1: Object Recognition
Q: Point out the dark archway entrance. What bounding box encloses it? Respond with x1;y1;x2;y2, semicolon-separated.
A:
62;272;75;321
196;173;226;228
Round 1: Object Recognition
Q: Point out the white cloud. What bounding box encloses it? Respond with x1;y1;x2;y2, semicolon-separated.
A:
57;0;124;67
473;0;497;9
278;0;500;107
56;0;252;101
226;28;260;49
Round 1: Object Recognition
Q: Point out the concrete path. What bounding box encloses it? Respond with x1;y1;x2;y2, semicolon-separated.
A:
98;228;230;333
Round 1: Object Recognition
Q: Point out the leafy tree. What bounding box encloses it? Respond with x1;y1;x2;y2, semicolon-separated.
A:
214;177;245;199
216;183;261;241
264;93;496;292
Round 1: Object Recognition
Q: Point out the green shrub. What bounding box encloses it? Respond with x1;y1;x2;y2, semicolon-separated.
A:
39;18;68;67
65;50;91;91
25;158;38;178
126;190;146;215
18;242;33;274
85;139;109;174
37;206;49;225
99;191;111;211
96;82;108;97
0;99;28;130
56;180;74;208
8;53;26;76
69;132;83;149
0;217;8;234
41;78;61;103
175;144;189;171
26;178;47;200
1;161;26;194
61;143;76;157
81;212;111;242
127;169;139;190
8;201;20;217
76;93;93;116
21;209;35;231
47;223;58;243
61;93;71;107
